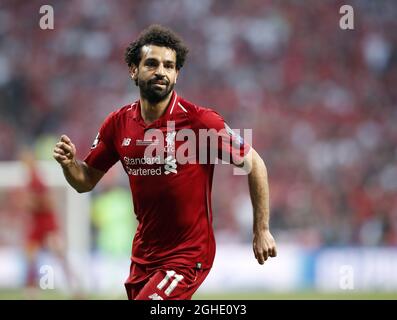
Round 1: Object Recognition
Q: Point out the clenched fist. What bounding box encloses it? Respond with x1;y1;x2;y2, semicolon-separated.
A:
253;229;277;265
53;135;77;168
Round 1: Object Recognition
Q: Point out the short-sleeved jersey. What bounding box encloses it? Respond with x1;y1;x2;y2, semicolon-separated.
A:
84;91;250;271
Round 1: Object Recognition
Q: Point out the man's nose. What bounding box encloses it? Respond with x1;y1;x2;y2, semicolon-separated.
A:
155;63;166;76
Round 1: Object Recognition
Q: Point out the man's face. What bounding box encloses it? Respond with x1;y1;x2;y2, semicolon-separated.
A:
131;45;179;104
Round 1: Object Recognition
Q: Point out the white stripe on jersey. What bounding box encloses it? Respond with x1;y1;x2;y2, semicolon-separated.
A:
169;93;178;114
178;102;187;113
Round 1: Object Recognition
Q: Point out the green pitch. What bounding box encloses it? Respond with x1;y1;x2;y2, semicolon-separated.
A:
1;290;397;300
194;291;397;300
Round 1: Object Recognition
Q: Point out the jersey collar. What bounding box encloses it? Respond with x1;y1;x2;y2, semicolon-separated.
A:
131;91;179;129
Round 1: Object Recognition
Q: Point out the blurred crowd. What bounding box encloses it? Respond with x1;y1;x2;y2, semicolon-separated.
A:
1;0;397;247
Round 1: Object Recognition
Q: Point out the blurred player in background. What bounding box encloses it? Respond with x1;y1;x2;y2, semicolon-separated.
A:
53;25;276;300
20;149;73;298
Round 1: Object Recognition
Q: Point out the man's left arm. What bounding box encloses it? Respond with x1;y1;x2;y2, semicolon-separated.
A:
240;148;277;265
194;108;277;264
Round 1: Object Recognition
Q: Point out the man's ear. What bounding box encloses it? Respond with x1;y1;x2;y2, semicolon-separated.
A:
129;65;138;81
174;70;179;84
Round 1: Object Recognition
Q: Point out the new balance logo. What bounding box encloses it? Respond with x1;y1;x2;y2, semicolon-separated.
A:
122;138;131;146
164;155;177;175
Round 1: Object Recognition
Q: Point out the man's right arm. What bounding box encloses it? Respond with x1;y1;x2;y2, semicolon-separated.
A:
53;135;105;193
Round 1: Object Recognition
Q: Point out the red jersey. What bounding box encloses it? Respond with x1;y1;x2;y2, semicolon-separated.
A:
84;91;250;270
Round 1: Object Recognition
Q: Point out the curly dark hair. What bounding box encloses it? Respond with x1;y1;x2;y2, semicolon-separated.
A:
124;24;189;70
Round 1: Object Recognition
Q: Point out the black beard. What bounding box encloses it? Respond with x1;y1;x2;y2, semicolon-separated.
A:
138;77;174;104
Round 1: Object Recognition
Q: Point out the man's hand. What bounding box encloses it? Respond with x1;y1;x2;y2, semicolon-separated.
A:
253;229;277;265
53;135;77;168
52;134;104;193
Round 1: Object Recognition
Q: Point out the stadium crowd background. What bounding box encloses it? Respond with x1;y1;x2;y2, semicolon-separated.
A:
0;0;396;254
